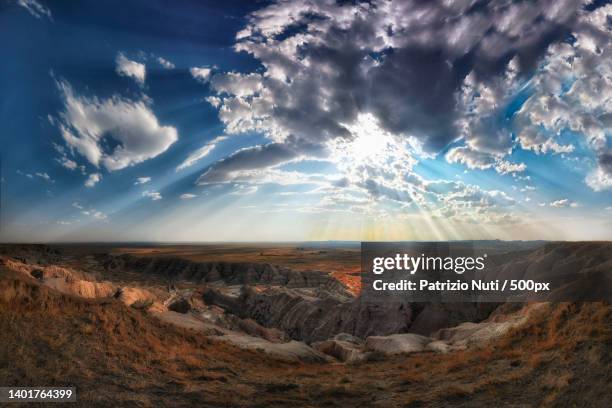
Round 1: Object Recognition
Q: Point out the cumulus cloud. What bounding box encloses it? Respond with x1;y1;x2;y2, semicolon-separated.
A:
190;67;212;82
189;0;608;224
176;136;226;171
208;0;583;151
85;173;101;187
198;1;593;195
143;190;162;201
115;53;146;85
134;177;151;185
55;79;178;171
445;147;526;174
494;161;527;175
461;3;611;189
17;0;51;20
585;162;612;192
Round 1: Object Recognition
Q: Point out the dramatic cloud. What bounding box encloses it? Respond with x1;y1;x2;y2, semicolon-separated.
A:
85;173;101;187
17;0;51;20
190;67;212;83
208;0;583;152
199;0;606;205
134;177;151;185
55;79;178;171
197;142;302;184
189;0;608;227
115;53;146;85
176;136;226;171
445;147;526;174
462;3;611;189
142;190;162;201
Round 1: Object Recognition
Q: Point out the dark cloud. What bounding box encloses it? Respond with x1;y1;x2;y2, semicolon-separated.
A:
209;0;583;153
199;0;611;194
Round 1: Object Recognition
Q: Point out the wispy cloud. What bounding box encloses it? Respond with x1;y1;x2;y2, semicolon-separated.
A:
134;177;151;185
157;57;175;69
143;190;162;201
176;136;226;171
17;0;52;20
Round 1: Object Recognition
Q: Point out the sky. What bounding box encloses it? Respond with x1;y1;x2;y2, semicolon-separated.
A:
0;0;611;242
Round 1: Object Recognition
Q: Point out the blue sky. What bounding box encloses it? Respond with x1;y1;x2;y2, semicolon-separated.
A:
1;0;611;242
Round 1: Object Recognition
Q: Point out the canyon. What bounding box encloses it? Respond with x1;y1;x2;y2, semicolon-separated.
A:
0;242;610;406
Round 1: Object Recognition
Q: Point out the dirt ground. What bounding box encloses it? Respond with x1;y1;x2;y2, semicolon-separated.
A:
1;263;610;407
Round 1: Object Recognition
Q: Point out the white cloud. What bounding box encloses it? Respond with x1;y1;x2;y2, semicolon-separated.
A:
157;57;175;69
92;211;107;220
176;136;226;171
57;157;77;170
549;199;578;208
585;166;612;192
142;190;162;201
115;53;146;85
85;173;101;188
17;0;52;20
180;193;197;200
188;0;607;223
190;67;212;83
17;170;33;179
445;147;526;175
134;177;151;185
494;160;527;175
211;72;263;97
35;172;53;182
56;79;178;171
446;147;497;170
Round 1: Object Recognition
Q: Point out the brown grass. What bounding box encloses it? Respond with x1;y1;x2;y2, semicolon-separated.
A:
1;266;610;407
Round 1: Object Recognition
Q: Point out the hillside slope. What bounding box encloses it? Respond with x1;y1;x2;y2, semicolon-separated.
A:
1;264;609;407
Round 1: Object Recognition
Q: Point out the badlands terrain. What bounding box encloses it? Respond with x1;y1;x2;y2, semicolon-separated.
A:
0;242;610;407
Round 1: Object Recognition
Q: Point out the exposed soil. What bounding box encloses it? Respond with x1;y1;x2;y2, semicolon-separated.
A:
0;243;610;407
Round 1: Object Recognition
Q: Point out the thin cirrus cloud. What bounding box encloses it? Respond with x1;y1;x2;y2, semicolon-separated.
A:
142;190;162;201
176;136;226;171
134;177;151;185
156;56;175;69
16;0;52;20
